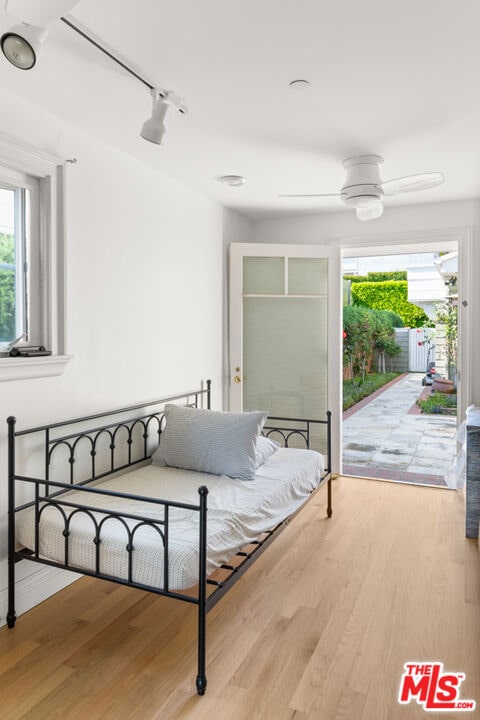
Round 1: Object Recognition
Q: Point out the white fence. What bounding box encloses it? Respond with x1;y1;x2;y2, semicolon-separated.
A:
408;328;435;372
391;327;446;375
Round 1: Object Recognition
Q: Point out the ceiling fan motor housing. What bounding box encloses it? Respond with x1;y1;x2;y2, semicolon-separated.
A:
341;154;384;207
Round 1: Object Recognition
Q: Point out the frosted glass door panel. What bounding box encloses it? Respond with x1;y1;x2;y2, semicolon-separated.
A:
288;257;328;295
243;297;328;419
243;257;284;294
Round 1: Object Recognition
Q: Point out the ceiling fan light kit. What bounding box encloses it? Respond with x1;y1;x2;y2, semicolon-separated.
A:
279;153;444;221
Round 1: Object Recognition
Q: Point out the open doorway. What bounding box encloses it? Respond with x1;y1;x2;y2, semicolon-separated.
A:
341;243;459;487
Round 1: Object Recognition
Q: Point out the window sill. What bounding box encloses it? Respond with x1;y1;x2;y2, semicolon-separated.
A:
0;355;73;382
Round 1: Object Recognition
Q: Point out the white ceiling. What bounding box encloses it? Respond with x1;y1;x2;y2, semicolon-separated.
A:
1;0;480;220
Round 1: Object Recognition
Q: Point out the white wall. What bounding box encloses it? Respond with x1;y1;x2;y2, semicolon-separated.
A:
0;88;226;622
246;199;480;406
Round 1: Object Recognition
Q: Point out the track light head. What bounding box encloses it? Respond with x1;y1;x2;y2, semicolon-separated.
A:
140;88;188;145
140;90;170;145
0;23;48;69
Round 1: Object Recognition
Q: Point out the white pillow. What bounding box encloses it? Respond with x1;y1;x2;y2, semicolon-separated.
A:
255;436;279;468
151;404;267;480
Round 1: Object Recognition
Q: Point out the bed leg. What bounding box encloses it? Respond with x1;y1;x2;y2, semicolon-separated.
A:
196;673;207;696
7;415;17;628
7;510;16;628
196;485;208;695
7;520;17;628
196;600;207;695
327;476;332;518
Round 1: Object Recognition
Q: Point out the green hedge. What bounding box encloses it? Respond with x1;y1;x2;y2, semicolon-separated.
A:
350;280;430;328
366;270;407;282
343;270;407;284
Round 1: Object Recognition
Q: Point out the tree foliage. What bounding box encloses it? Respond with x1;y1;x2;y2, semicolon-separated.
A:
343;305;401;380
0;233;16;342
433;299;458;380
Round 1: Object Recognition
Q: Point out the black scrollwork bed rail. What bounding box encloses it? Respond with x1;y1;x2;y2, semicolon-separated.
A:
6;382;332;696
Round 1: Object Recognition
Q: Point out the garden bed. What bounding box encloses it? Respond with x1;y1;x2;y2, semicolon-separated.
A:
343;372;402;411
416;389;457;415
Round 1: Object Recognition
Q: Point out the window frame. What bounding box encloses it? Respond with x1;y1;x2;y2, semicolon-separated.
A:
0;133;71;381
0;167;39;349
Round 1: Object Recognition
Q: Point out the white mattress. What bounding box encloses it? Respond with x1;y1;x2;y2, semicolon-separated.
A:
16;448;325;591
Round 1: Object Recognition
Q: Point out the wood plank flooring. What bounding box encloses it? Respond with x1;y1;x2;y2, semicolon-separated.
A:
0;477;478;720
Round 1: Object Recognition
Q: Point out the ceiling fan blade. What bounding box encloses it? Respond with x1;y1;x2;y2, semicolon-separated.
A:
356;202;384;221
278;193;340;198
382;172;444;196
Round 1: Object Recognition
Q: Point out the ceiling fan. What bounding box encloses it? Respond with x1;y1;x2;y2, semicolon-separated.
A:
279;154;445;221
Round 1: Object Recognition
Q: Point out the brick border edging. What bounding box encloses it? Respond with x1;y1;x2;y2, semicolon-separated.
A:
342;372;409;420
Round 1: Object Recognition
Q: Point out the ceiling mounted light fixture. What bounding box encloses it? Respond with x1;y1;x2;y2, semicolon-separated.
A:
140;88;188;145
218;175;246;187
289;79;310;90
0;22;48;69
0;12;187;145
141;90;169;145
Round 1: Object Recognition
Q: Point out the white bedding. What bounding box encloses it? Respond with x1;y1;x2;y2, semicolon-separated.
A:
16;448;325;591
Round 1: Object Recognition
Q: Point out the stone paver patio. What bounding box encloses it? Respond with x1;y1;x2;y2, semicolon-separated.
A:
342;373;457;487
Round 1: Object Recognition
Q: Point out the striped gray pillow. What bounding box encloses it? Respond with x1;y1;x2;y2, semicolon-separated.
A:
151;404;267;480
255;436;279;467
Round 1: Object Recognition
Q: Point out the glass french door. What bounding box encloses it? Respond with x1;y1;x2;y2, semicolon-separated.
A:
229;243;341;471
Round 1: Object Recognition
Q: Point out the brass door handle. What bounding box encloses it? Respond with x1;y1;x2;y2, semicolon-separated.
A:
234;375;242;384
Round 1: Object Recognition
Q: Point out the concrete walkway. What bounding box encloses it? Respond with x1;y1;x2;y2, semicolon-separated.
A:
342;373;457;487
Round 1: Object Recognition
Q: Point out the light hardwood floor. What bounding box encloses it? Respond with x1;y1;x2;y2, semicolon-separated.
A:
1;477;479;720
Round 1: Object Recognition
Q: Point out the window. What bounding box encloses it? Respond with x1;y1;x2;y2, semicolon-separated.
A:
0;167;37;347
0;135;70;380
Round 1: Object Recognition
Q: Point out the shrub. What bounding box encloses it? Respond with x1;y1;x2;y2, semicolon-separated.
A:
366;271;407;282
374;309;404;328
343;305;401;380
343;372;401;410
350;280;430;328
343;270;407;284
416;391;457;415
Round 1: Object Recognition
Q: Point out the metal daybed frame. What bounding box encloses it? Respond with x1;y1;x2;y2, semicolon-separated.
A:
6;380;332;695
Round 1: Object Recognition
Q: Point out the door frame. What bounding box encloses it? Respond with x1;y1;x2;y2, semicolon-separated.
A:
341;228;471;423
229;242;342;474
226;227;471;478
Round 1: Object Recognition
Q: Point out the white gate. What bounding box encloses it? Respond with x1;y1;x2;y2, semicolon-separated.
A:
409;328;435;372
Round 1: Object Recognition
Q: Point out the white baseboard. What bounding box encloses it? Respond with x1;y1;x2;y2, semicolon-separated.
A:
0;562;79;628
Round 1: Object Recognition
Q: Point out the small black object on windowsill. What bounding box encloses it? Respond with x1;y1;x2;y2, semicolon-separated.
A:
9;346;52;358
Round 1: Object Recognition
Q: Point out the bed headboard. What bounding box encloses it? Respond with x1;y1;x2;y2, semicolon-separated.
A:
7;381;211;505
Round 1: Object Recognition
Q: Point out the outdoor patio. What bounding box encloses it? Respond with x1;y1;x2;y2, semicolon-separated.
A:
342;372;458;487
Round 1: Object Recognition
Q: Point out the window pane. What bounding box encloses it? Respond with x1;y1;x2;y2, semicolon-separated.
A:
243;257;284;294
0;188;16;343
288;257;328;295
